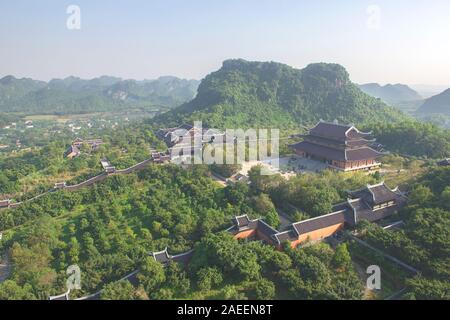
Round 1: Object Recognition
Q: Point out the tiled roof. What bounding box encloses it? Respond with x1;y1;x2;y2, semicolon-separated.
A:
349;182;401;205
370;184;402;204
308;121;372;141
346;138;375;148
356;201;405;223
310;122;353;140
290;141;346;160
256;220;279;238
345;147;383;161
292;211;346;235
152;248;171;264
231;215;279;243
273;229;298;244
235;215;251;228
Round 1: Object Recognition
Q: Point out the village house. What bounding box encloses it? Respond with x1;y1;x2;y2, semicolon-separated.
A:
290;120;384;171
64;145;81;159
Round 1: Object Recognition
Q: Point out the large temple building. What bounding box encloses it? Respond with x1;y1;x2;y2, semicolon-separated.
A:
290;120;384;171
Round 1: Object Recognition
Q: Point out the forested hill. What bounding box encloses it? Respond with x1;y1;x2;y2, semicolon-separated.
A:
154;59;406;129
417;88;450;116
0;75;199;115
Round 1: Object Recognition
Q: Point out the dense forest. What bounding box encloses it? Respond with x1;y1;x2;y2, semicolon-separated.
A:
369;121;450;158
0;163;293;299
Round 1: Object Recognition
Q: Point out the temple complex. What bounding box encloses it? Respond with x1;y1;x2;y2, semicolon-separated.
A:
230;182;406;249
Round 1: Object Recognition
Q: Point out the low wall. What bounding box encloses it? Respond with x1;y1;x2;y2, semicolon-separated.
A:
2;157;156;210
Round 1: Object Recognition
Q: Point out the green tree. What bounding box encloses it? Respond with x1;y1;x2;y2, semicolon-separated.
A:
332;243;352;270
196;267;223;291
0;280;36;300
101;281;137;300
137;256;166;294
409;185;433;206
254;278;276;300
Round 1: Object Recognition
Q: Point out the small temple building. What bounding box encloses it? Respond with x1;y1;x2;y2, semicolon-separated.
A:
290;120;384;171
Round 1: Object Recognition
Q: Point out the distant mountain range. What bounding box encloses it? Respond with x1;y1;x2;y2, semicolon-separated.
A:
0;75;200;115
409;84;450;99
358;83;422;105
417;88;450;116
155;59;405;129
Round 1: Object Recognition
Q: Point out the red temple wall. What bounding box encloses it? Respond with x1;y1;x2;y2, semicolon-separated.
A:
290;223;344;249
233;229;256;240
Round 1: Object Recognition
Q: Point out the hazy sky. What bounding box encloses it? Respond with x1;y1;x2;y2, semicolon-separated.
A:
1;0;450;86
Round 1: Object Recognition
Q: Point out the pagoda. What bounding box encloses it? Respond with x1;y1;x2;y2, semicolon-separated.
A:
290;120;384;171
